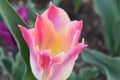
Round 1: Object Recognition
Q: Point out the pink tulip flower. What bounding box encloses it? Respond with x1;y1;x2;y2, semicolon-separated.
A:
19;2;87;80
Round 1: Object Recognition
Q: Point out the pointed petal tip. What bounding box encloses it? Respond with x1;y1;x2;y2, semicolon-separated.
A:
49;1;54;7
36;13;43;21
82;38;85;43
49;1;56;10
74;20;83;23
81;38;88;47
78;20;83;26
36;13;41;17
83;44;88;48
75;20;83;31
82;44;88;49
79;20;83;24
18;25;28;34
80;20;83;22
18;24;26;29
18;25;25;30
18;24;22;27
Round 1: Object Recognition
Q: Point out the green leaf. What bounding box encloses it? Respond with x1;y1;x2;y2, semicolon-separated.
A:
68;67;99;80
114;18;120;54
2;58;13;74
73;0;82;13
116;0;120;12
79;67;99;80
27;0;36;27
0;0;36;80
67;72;77;80
93;0;120;55
52;0;61;6
12;53;25;80
0;47;4;59
0;48;26;80
0;15;3;21
82;49;120;80
0;47;13;79
0;47;11;73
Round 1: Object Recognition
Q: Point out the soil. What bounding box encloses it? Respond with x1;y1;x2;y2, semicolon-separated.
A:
0;0;108;80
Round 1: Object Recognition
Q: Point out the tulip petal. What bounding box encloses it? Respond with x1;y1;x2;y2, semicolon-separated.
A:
50;43;87;80
60;21;83;51
19;25;43;80
37;50;51;75
66;21;83;45
36;50;64;80
19;25;37;63
71;30;81;47
35;14;57;48
30;52;43;80
35;14;63;56
19;25;34;49
42;2;70;32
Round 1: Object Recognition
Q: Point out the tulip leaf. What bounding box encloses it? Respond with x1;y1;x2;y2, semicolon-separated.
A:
82;49;120;80
68;67;99;80
0;47;13;79
0;47;4;59
0;47;25;80
0;47;10;75
73;0;82;13
0;0;36;80
0;15;3;21
93;0;120;55
117;0;120;12
27;0;36;27
12;53;25;80
52;0;61;6
67;71;77;80
113;18;120;54
79;67;99;80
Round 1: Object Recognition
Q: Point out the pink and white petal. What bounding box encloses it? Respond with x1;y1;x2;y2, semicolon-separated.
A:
50;43;87;80
51;52;65;65
61;20;83;50
34;14;43;47
35;14;58;49
19;25;42;79
66;20;83;43
19;25;34;49
37;50;51;76
71;30;80;47
42;2;70;32
36;50;64;80
30;53;43;80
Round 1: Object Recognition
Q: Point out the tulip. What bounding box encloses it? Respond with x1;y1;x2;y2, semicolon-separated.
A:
19;2;87;80
0;6;28;47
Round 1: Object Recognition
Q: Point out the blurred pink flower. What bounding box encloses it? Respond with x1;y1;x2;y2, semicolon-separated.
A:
17;6;29;24
0;6;28;47
19;2;87;80
0;22;16;47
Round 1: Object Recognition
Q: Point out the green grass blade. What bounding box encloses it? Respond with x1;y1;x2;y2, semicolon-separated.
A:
82;49;120;80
